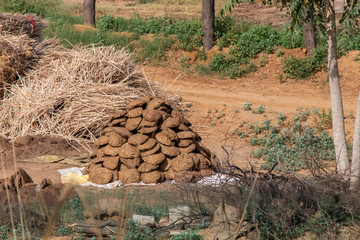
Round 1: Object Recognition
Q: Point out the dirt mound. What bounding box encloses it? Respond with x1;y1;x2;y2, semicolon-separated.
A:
84;96;217;184
0;168;33;191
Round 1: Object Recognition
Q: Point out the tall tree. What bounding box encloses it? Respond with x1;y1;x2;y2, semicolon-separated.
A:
221;0;360;184
202;0;215;52
325;0;349;177
351;92;360;188
83;0;96;27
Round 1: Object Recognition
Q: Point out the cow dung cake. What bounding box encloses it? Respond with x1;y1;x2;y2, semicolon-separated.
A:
84;96;216;185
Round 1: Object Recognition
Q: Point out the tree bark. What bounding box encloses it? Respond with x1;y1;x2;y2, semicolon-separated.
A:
202;0;215;52
326;1;350;177
351;92;360;189
83;0;96;27
302;18;317;54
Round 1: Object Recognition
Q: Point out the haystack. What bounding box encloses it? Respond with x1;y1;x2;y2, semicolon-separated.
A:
84;96;218;185
0;45;158;142
0;13;45;38
0;13;46;97
0;34;38;96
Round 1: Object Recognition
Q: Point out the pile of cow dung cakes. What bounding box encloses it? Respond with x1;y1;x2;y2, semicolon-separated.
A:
84;96;216;185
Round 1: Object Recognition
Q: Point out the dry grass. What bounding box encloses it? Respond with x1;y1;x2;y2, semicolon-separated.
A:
0;33;39;97
0;13;45;38
0;43;159;144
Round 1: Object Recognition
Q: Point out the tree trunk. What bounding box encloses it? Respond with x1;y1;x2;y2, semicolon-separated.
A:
83;0;96;27
302;18;317;54
326;1;350;177
202;0;215;52
350;92;360;189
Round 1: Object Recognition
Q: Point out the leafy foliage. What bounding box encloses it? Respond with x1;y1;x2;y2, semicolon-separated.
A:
237;108;336;172
0;0;61;17
281;46;327;79
126;220;156;240
230;25;279;63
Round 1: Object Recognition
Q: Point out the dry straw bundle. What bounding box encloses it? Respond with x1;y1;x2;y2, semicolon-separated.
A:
0;45;158;142
0;13;45;38
0;33;38;97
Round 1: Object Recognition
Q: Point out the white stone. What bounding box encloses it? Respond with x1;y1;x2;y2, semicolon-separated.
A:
169;205;190;223
132;214;155;225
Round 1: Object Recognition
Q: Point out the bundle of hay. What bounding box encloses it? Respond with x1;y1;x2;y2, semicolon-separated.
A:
0;33;38;96
0;45;157;141
0;13;45;38
84;96;217;185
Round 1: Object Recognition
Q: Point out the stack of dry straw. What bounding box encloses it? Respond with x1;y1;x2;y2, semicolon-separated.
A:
0;13;45;97
84;96;217;185
0;13;157;143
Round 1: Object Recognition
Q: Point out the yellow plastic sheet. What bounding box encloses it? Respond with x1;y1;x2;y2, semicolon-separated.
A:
61;172;89;185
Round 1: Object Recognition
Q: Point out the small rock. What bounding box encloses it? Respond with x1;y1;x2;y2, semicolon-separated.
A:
169;206;190;224
132;214;155;225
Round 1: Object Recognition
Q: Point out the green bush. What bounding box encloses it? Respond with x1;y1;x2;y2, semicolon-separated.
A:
136;36;173;63
208;54;256;78
172;230;203;240
248;108;335;172
282;56;318;79
0;0;61;17
126;220;156;240
278;26;305;49
230;25;279;63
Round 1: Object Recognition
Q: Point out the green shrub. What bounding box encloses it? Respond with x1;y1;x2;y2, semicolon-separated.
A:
226;63;257;78
243;102;252;111
59;195;84;224
249;108;335;172
136;36;173;63
278;26;305;49
0;0;61;17
217;21;255;49
209;53;230;72
139;0;156;3
230;25;279;63
172;230;203;240
252;105;265;114
282;56;318;79
126;220;156;240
